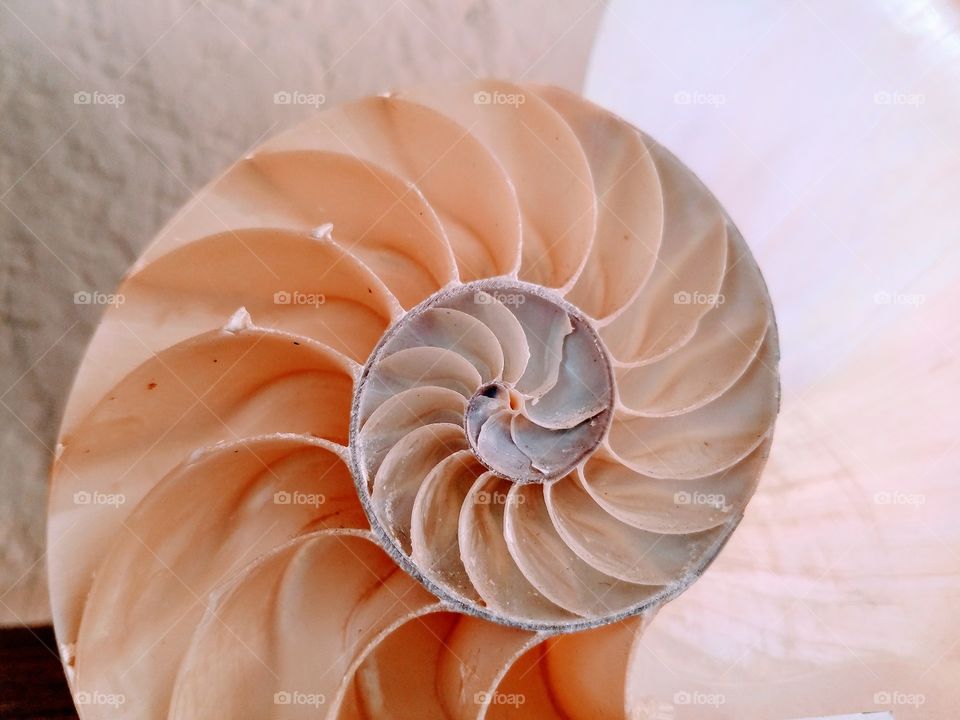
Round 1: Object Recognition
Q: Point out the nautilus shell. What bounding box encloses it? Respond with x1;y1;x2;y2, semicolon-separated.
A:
49;80;779;718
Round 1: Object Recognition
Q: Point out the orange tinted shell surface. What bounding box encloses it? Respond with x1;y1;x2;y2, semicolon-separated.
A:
48;81;778;719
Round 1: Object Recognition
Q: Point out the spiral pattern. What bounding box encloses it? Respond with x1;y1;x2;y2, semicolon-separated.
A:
49;80;779;717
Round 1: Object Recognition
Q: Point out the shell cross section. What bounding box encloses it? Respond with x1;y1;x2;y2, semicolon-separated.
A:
46;80;782;715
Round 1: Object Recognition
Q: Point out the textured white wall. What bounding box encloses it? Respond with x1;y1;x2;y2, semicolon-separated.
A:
0;0;603;626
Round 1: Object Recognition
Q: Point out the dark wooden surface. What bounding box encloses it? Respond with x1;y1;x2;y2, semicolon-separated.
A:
0;626;77;719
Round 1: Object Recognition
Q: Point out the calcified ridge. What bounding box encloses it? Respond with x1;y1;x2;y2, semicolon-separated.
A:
49;80;778;718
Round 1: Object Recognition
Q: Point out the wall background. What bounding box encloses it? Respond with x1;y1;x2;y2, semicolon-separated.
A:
582;2;960;716
0;0;604;626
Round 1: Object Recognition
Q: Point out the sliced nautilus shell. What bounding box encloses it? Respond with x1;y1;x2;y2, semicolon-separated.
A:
49;80;779;718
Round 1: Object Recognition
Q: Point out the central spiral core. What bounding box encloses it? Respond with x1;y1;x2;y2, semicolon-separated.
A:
459;288;614;484
358;280;614;487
